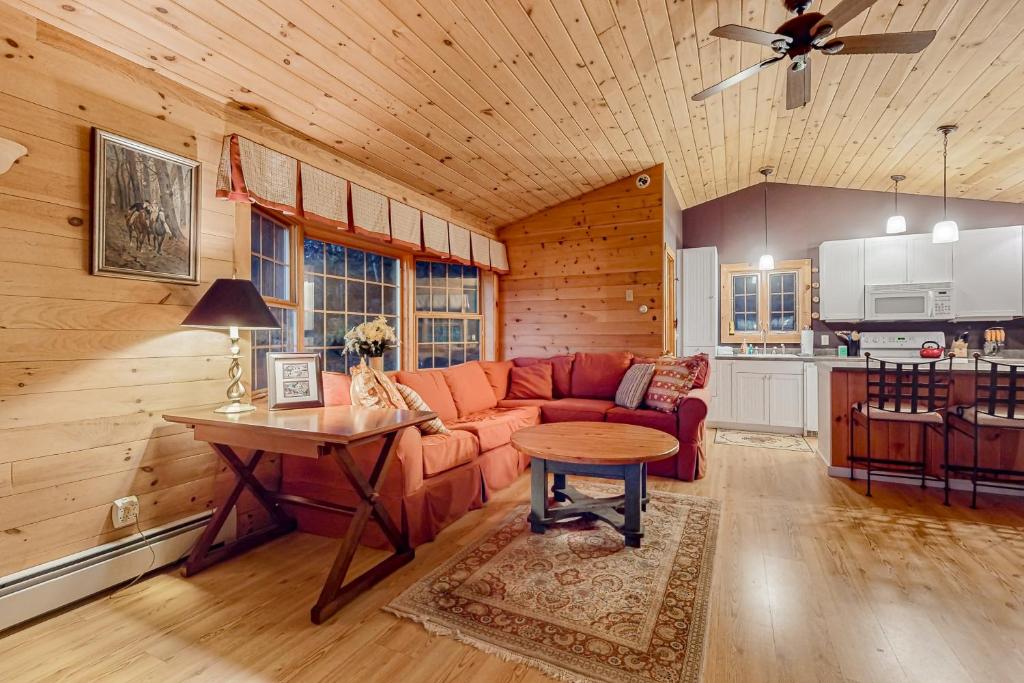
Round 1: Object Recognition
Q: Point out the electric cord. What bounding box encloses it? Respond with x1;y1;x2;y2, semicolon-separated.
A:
119;515;157;592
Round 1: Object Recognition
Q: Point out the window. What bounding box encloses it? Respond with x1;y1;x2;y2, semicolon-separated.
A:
415;261;481;369
250;210;297;390
720;260;811;344
302;237;401;373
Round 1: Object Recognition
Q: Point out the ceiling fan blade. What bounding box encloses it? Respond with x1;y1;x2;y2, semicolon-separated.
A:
692;56;784;102
786;60;811;110
710;24;792;48
828;31;937;55
813;0;880;36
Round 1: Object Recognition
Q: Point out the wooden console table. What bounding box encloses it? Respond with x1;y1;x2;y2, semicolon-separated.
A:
163;404;435;624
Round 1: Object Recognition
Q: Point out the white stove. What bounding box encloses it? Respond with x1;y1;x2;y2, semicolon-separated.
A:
858;331;946;358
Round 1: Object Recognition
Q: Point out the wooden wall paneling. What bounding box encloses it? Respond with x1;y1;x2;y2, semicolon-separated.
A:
499;166;666;358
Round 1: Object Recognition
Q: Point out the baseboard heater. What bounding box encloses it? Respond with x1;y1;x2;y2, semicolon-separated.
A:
0;509;234;633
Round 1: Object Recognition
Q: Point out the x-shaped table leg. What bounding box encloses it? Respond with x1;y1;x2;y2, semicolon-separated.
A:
181;444;295;577
311;430;414;624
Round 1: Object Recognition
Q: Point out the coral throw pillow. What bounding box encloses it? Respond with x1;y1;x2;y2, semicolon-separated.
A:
513;355;574;398
615;363;656;410
349;362;406;411
644;357;702;413
506;363;554;400
395;383;450;436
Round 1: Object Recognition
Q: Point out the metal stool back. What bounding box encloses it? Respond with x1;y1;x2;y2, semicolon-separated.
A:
849;353;953;496
946;354;1024;507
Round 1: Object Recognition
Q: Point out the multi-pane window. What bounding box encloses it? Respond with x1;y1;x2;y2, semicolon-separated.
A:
720;260;811;344
769;272;797;332
303;237;400;373
415;261;481;369
731;274;759;333
250;211;297;390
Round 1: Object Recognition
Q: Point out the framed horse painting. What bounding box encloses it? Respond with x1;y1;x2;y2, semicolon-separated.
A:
91;129;201;284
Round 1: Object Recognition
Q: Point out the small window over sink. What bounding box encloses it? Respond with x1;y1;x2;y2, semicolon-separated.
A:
721;260;811;344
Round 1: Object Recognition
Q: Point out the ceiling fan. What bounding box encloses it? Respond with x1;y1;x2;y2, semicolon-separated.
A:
692;0;937;110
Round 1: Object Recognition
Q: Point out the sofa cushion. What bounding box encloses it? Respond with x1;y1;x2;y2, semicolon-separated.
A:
498;398;551;409
605;406;676;436
514;355;574;398
478;360;513;401
442;361;498;417
449;406;541;452
571;351;633;400
323;372;353;406
507;363;553;400
396;370;459;422
421;430;480;478
541;397;615;423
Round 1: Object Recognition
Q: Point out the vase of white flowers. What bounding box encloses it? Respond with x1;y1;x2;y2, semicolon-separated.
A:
344;315;396;372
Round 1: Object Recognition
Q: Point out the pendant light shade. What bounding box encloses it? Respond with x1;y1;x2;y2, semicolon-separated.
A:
758;167;774;270
932;125;959;244
886;174;907;234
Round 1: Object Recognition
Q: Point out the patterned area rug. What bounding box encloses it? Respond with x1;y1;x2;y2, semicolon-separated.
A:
714;429;812;452
385;485;720;683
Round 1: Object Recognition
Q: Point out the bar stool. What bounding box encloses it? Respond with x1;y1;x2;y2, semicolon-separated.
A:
848;352;952;496
945;353;1024;508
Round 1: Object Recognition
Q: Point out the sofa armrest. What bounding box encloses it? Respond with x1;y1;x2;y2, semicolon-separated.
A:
677;388;710;440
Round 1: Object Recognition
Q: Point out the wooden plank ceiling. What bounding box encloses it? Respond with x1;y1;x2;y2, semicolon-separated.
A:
9;0;1024;227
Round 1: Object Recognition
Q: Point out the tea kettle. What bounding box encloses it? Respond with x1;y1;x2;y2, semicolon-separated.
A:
919;341;944;359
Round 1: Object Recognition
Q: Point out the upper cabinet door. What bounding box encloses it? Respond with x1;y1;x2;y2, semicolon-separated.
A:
907;234;953;284
953;226;1023;320
864;236;909;285
820;239;865;321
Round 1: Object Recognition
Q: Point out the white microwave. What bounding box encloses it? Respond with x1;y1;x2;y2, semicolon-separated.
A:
864;283;954;321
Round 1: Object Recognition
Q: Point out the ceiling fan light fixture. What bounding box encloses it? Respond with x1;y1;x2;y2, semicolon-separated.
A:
932;125;959;244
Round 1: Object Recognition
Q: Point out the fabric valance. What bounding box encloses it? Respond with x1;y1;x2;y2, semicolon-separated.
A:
216;134;507;272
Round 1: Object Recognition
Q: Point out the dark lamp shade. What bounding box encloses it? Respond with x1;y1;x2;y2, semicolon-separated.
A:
181;278;281;330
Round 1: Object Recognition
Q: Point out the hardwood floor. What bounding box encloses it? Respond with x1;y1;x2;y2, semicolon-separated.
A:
2;432;1023;682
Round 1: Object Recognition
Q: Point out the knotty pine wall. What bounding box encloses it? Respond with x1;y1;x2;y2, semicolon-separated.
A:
0;7;488;578
498;166;667;358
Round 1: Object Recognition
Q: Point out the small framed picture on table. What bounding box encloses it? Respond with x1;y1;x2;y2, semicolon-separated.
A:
266;352;324;410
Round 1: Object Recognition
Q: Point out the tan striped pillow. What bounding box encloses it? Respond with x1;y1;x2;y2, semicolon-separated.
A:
395;383;450;435
615;363;655;410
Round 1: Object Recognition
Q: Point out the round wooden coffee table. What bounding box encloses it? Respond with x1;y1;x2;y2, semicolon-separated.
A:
511;422;679;547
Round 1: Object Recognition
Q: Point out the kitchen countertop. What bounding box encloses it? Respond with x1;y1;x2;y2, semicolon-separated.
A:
715;353;1024;370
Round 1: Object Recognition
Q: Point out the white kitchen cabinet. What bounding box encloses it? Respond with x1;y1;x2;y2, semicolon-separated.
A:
953;225;1023;320
864;234;952;286
803;363;819;432
732;370;770;425
681;247;719;348
769;373;804;429
820;239;865;321
865;236;909;285
707;357;733;423
907;234;953;283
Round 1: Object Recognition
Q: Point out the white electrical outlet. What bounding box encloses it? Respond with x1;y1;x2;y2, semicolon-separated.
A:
821;334;830;346
625;289;634;302
111;495;140;529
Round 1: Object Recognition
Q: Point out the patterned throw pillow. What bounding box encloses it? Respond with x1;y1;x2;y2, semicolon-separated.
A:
395;383;450;435
689;353;710;388
614;363;656;410
349;362;407;411
644;357;702;413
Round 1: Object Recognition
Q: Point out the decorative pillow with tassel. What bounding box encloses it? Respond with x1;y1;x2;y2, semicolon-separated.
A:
349;361;407;411
395;383;450;436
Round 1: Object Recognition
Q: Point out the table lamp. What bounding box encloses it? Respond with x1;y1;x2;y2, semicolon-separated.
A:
181;278;280;414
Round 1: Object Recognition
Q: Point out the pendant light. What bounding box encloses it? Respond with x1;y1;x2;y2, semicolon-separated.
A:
886;174;907;234
757;167;775;270
932;125;959;244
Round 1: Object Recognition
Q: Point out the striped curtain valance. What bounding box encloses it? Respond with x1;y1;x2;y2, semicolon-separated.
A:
216;134;508;273
350;183;390;242
422;213;450;258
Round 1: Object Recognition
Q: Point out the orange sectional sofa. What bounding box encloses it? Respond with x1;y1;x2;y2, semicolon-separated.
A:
281;351;710;548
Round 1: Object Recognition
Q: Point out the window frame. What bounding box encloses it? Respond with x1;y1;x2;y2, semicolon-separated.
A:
719;259;812;344
413;259;485;370
249;208;300;395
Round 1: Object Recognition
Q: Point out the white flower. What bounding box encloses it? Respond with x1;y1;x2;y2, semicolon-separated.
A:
344;316;396;353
